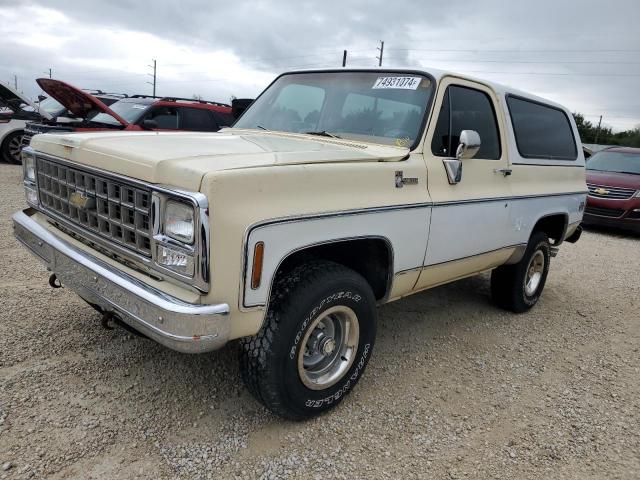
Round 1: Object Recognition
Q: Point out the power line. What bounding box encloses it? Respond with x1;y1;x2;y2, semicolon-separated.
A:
385;57;640;65
461;70;640;77
387;48;640;53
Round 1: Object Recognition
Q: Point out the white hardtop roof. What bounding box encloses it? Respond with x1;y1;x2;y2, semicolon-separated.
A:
286;67;570;112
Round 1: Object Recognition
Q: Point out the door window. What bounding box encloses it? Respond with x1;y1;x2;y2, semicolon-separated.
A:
431;85;501;160
180;107;217;131
147;106;179;129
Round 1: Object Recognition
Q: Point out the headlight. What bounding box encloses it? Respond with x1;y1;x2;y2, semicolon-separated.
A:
164;200;195;243
634;190;640;198
23;151;36;182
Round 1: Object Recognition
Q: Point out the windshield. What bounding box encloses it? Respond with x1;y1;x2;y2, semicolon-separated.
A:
90;100;149;125
234;71;434;147
586;150;640;175
37;97;65;117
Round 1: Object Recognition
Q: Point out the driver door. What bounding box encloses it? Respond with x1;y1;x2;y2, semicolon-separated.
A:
415;77;513;290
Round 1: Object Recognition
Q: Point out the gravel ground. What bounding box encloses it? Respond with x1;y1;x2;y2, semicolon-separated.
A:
1;162;639;479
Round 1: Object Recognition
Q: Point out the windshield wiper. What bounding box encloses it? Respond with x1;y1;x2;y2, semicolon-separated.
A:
255;125;269;131
305;130;341;139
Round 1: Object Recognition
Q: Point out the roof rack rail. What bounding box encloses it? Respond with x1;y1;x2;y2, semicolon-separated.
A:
129;94;230;107
82;89;129;98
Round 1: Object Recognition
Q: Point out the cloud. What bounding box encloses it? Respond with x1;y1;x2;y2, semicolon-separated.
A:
0;0;638;130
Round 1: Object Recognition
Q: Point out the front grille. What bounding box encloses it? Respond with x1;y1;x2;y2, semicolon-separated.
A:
22;123;74;149
36;157;152;257
587;183;637;200
584;206;625;218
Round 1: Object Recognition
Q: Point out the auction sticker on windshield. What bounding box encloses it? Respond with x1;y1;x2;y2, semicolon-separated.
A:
372;76;421;90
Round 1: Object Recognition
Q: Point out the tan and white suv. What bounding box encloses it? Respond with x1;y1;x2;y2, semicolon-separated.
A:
13;69;587;419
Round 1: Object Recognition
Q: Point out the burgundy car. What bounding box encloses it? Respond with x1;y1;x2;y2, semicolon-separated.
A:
584;147;640;232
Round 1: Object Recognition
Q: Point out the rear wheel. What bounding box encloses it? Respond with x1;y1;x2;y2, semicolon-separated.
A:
1;131;24;164
239;261;377;420
491;231;550;313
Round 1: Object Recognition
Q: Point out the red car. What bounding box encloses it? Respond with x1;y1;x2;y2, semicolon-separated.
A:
21;78;235;157
584;147;640;232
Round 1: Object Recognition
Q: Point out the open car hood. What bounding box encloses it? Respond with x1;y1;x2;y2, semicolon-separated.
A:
0;82;51;120
36;78;129;126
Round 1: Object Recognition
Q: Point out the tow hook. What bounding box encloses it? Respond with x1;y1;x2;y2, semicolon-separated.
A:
100;312;115;330
48;274;62;289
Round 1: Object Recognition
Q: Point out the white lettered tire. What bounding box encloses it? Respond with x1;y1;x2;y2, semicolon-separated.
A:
239;261;377;420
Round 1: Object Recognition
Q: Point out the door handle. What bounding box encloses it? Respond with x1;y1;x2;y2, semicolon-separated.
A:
494;168;512;177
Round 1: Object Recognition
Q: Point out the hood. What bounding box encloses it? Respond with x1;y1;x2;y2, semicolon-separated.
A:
586;169;640;190
36;78;128;126
30;129;410;191
0;83;50;120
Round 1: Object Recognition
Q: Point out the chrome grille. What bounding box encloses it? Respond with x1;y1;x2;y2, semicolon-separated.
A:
36;157;152;256
587;183;637;200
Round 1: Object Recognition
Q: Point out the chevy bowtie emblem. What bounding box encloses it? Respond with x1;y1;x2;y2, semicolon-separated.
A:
594;187;609;195
69;191;95;210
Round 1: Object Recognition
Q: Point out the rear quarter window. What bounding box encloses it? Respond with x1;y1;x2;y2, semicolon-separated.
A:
506;95;577;160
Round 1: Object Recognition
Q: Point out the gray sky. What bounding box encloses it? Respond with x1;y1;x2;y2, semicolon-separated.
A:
1;0;639;131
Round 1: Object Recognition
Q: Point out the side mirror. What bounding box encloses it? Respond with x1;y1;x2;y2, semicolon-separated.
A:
37;95;46;103
456;130;481;160
442;130;481;185
142;119;158;130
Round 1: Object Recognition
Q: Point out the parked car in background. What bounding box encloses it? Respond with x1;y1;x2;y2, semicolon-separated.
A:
88;94;235;132
21;79;235;160
0;80;126;164
13;68;585;419
0;83;42;163
584;147;640;232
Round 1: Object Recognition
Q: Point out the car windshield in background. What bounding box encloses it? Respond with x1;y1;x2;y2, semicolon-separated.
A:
90;99;151;126
586;150;640;175
37;97;65;117
234;71;434;147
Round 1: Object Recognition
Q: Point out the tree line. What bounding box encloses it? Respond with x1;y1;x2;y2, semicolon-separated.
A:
573;113;640;147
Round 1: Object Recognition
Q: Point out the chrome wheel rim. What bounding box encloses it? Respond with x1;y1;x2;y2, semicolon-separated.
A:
297;305;360;390
8;134;23;163
525;250;545;296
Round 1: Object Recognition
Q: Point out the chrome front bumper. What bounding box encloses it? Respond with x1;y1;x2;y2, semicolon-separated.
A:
13;209;230;353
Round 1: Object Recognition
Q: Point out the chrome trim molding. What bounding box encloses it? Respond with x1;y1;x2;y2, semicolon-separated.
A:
13;209;229;354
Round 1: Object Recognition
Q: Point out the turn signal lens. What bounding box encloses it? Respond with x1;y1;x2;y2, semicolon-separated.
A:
25;185;38;206
157;245;194;276
251;242;264;290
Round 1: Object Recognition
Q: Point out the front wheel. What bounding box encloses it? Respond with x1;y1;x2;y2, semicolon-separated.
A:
239;261;377;420
491;231;551;313
2;131;24;164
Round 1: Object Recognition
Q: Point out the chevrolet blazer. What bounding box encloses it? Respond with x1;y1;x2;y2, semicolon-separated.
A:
13;68;587;419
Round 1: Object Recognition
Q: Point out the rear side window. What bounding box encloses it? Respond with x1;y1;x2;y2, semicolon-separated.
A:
181;107;217;131
506;96;577;160
431;85;501;160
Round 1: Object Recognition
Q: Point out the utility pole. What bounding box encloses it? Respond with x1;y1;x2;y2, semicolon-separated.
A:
342;50;347;67
14;75;17;90
147;59;157;96
594;115;602;144
49;68;52;79
376;40;384;67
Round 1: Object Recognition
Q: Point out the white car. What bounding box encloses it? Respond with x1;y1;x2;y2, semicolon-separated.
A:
0;83;46;163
